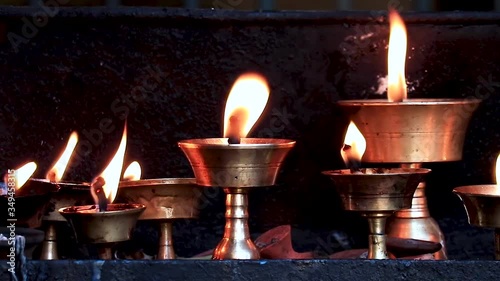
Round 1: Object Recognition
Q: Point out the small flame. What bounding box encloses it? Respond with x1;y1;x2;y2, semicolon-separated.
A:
97;126;127;204
223;73;270;140
495;153;500;185
341;122;367;166
15;162;37;190
387;9;407;102
46;132;78;182
123;161;141;181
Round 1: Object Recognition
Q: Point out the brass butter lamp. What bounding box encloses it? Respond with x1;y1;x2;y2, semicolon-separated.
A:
59;126;145;259
39;132;94;260
117;161;202;259
338;10;480;259
323;122;430;259
453;154;500;259
179;73;295;260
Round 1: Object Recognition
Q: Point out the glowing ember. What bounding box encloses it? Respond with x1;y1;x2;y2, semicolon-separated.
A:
341;122;366;172
387;9;407;102
223;72;270;144
46;132;78;182
92;125;127;209
123;161;141;181
11;162;37;190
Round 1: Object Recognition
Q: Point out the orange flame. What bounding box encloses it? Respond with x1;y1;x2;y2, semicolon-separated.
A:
123;161;141;181
15;162;37;190
46;132;78;182
495;153;500;185
97;126;127;203
341;122;367;165
387;9;407;102
223;73;270;139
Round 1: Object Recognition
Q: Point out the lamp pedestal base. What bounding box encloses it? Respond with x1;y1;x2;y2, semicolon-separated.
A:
212;189;259;260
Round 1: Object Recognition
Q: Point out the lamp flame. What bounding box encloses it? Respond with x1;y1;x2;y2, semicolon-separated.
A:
341;122;366;170
13;162;37;190
46;132;78;182
495;153;500;186
123;161;141;181
387;9;407;102
94;126;127;204
223;73;270;142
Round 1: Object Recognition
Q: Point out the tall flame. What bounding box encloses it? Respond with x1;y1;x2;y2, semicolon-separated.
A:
98;126;127;203
387;9;407;102
341;122;367;165
223;73;270;140
46;132;78;182
495;153;500;185
15;162;37;190
123;161;141;181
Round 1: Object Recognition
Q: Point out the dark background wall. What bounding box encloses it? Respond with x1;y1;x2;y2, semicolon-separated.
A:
0;8;499;259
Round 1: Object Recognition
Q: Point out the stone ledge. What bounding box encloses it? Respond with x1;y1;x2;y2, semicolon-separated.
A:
1;260;499;281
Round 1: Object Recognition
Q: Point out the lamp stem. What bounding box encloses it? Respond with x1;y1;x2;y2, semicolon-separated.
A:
212;188;259;260
364;214;390;259
97;245;113;260
40;222;58;260
158;222;176;259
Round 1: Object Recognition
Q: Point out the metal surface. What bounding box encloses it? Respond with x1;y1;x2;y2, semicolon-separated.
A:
387;163;447;259
158;222;175;259
178;138;295;188
213;189;259;260
44;182;93;222
323;168;430;259
40;223;57;260
339;99;479;260
365;214;390;259
453;185;500;227
179;138;295;260
453;185;500;260
117;178;201;259
338;99;480;163
58;203;145;244
117;178;200;220
39;182;92;260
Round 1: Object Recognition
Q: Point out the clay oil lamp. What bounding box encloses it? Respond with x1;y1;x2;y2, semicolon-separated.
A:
178;73;295;259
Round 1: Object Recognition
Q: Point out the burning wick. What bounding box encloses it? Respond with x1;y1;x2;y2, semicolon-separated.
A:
91;176;108;212
46;171;56;183
226;108;249;145
342;144;361;173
